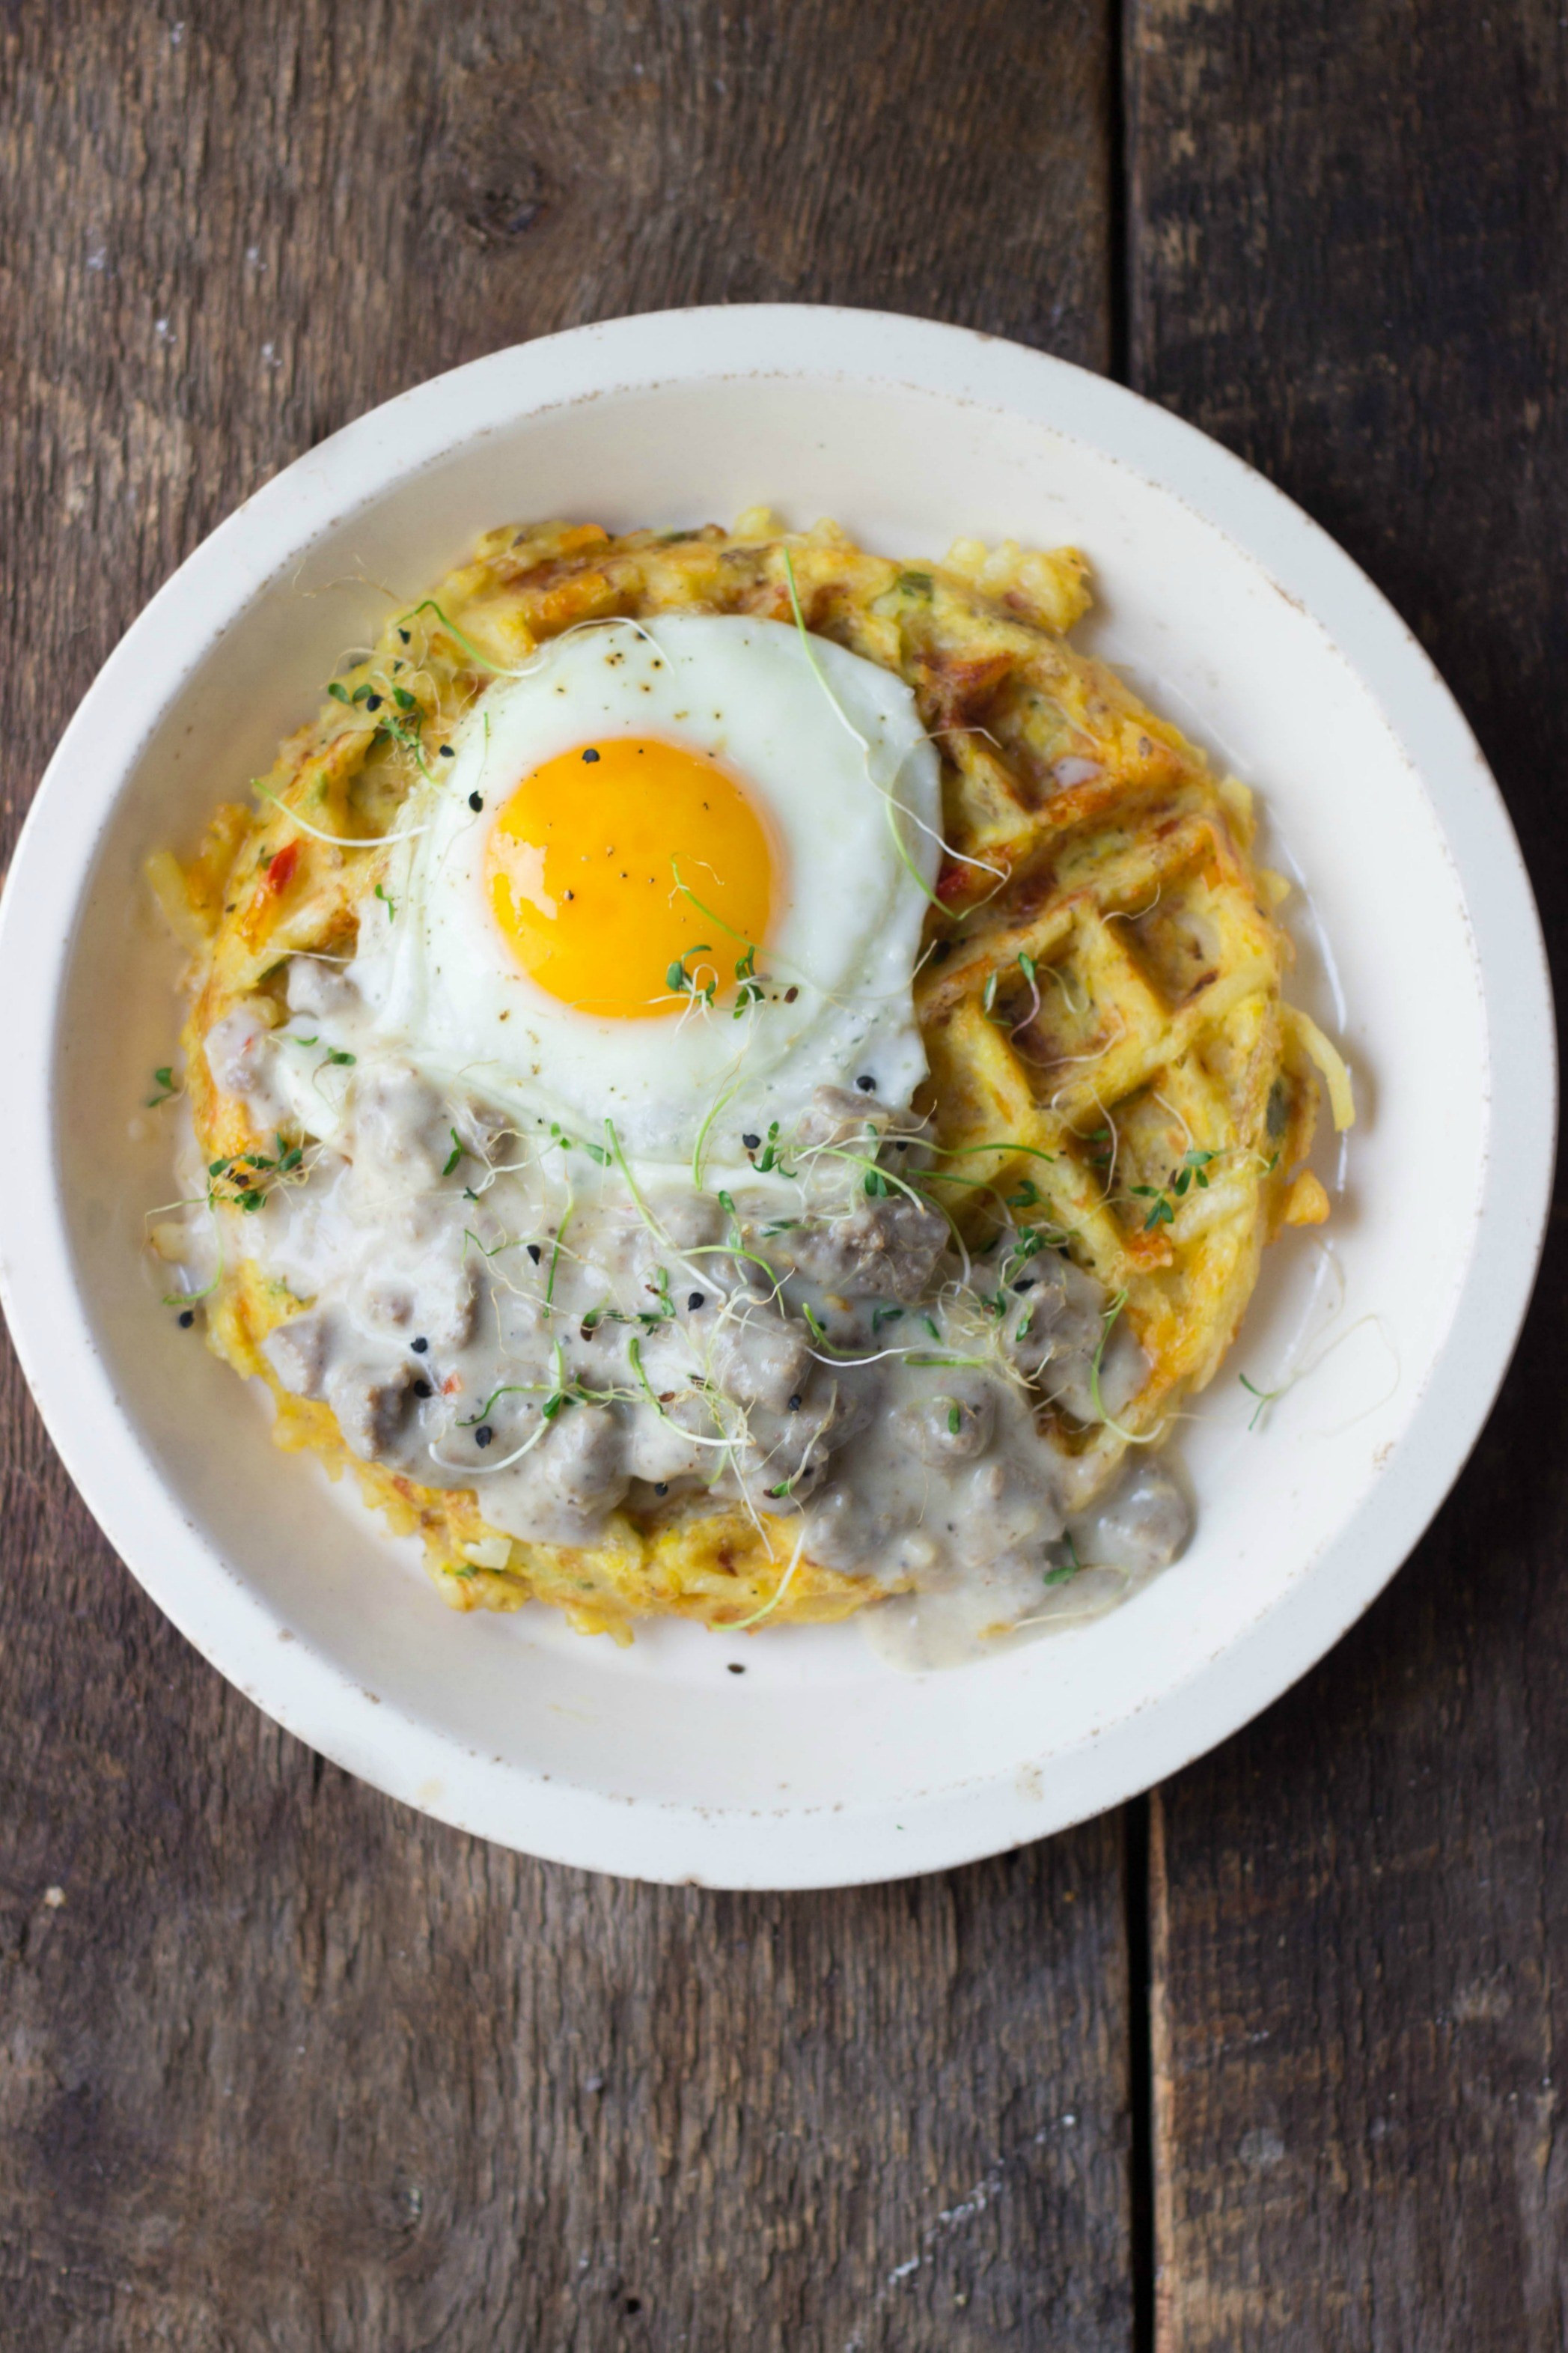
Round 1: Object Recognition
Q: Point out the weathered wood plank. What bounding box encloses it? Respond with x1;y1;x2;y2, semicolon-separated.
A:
0;4;1129;2346
1129;1;1568;2343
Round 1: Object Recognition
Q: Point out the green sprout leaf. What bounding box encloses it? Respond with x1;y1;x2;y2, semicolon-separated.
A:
1043;1532;1082;1589
1239;1372;1281;1432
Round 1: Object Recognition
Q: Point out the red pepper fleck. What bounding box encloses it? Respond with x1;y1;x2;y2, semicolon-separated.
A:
936;859;968;905
263;841;300;895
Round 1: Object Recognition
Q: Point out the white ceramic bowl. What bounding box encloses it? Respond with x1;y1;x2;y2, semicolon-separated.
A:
0;308;1552;1888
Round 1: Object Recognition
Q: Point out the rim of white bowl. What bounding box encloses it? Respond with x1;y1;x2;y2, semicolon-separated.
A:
0;305;1553;1888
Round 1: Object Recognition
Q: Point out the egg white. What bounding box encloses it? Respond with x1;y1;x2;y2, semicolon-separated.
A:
292;614;941;1176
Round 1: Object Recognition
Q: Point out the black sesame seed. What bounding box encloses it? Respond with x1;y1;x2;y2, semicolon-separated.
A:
727;1662;745;1675
1013;1276;1036;1293
177;1309;195;1328
412;1379;433;1399
410;1336;429;1354
526;1244;542;1264
855;1074;876;1092
742;1132;761;1150
787;1392;802;1411
687;1291;705;1311
784;984;799;1003
439;744;454;758
582;746;601;763
475;1425;493;1448
364;692;382;711
653;1481;670;1497
468;791;483;812
932;939;952;964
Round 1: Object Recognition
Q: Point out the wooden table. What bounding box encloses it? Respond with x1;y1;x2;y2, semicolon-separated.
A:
2;4;1563;2343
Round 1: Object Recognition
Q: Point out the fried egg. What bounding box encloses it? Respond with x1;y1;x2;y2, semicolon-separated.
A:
340;614;941;1173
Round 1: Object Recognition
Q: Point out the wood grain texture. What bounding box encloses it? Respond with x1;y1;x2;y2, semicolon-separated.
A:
1128;2;1568;2344
0;3;1129;2347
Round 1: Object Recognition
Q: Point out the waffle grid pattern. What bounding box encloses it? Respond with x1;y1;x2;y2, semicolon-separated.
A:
175;514;1332;1624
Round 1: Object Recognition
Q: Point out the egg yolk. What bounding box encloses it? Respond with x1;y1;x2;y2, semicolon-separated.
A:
485;738;778;1019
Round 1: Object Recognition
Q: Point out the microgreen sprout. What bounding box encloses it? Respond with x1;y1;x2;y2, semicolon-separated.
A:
204;1133;305;1217
1129;1184;1175;1231
1013;949;1042;1032
800;1302;896;1366
374;882;397;920
692;1070;742;1189
1239;1372;1281;1432
603;1117;657;1226
145;1065;179;1107
805;1144;929;1217
463;1228;519;1260
781;548;953;913
1043;961;1087;1018
460;1380;544;1429
1084;1288;1159;1446
668;859;799;1008
544;1202;573;1309
933;1140;1058;1169
669;861;754;950
370;701;439;782
392;597;516;678
667;943;717;1005
1129;1148;1219;1231
624;1335;733;1451
251;783;430;850
1043;1532;1082;1589
639;1265;676;1327
732;943;766;1016
548;1120;609;1167
1088;1288;1129;1423
730;1524;808;1631
442;1128;466;1178
683;1241;788;1298
161;1252;225;1311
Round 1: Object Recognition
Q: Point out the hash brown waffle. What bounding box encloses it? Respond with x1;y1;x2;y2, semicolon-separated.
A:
156;512;1349;1633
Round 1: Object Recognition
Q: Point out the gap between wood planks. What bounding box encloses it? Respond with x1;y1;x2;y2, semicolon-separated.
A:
1126;1796;1157;2352
1109;10;1158;2345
